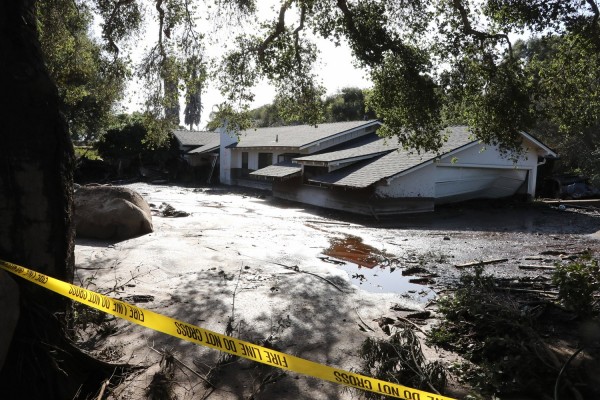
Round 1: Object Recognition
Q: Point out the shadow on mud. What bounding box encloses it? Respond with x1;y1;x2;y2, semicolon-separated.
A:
270;196;600;235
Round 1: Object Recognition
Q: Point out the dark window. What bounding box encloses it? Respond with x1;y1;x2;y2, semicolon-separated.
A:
277;153;300;163
242;152;248;170
258;153;273;169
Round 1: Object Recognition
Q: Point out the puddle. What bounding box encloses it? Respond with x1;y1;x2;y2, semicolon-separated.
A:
324;235;435;300
324;235;391;268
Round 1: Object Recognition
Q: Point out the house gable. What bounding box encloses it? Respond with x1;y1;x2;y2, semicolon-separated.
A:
228;120;381;153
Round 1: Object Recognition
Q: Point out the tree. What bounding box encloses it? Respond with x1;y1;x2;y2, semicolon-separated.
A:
0;1;77;397
2;1;600;398
37;0;127;143
183;56;206;130
323;87;375;122
243;87;374;127
518;34;600;184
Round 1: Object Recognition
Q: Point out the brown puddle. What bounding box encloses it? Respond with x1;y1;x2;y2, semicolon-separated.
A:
323;235;435;300
324;235;393;268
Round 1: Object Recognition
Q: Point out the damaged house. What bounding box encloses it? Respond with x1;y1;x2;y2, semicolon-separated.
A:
218;120;556;215
172;130;220;182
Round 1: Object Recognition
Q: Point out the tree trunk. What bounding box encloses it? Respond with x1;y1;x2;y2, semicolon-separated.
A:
0;0;76;397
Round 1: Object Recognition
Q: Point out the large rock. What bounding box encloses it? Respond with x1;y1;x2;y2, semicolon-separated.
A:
0;270;19;371
74;186;153;240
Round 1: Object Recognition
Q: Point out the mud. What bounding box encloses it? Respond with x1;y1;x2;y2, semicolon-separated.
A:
73;183;600;399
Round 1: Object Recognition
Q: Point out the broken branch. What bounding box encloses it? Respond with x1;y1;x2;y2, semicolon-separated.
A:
455;258;508;268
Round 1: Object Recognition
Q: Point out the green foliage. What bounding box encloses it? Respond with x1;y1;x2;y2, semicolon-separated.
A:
37;0;127;142
323;87;375;122
96;113;177;165
247;102;285;128
367;52;444;152
206;103;253;133
521;33;600;184
96;114;148;160
429;267;556;395
74;147;101;161
359;329;447;399
459;59;534;157
183;56;206;130
552;259;600;316
38;0;600;162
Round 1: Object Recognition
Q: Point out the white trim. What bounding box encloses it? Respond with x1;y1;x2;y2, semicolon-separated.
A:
384;130;554;186
294;150;390;167
298;120;382;151
435;162;521;169
519;131;557;157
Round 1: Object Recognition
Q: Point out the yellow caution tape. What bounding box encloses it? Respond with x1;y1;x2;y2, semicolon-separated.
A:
0;259;455;400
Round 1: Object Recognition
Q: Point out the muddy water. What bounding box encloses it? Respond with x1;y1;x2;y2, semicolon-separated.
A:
324;235;435;300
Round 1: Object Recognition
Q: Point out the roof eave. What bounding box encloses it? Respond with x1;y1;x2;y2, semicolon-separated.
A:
298;120;382;151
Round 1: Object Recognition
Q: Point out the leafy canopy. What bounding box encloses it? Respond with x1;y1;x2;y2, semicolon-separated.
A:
38;0;127;142
40;0;600;153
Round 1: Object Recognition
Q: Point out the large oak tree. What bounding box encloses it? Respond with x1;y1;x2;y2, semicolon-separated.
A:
1;1;598;398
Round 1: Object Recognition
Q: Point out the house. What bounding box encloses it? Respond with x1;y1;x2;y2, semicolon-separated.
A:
218;121;557;215
172;130;220;182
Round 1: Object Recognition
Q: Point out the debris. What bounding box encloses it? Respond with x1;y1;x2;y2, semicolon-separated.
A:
402;266;429;276
122;295;155;303
409;277;435;285
158;202;190;217
317;256;345;265
305;220;351;226
354;308;376;332
390;304;417;312
518;265;556;271
540;250;565;256
283;265;347;293
455;258;509;268
405;311;431;320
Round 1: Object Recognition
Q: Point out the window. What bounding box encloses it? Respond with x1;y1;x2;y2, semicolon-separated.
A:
277;153;300;163
241;152;248;170
258;153;273;169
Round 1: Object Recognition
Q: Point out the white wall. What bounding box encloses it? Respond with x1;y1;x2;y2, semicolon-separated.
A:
376;141;542;200
375;163;436;198
219;129;238;185
230;150;286;170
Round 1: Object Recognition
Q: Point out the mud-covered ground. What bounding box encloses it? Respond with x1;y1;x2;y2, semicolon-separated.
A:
74;183;600;399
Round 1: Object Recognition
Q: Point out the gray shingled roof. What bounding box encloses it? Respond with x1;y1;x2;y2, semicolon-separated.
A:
188;135;221;154
229;120;379;149
294;136;396;164
309;126;474;188
250;162;302;179
172;130;219;147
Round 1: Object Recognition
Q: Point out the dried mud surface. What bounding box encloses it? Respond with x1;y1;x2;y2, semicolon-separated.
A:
74;183;600;399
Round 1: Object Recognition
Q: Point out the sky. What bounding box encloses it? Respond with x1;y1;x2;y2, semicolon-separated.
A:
118;1;372;129
199;37;371;127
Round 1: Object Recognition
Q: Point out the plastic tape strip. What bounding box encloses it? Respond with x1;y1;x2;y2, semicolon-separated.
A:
0;259;455;400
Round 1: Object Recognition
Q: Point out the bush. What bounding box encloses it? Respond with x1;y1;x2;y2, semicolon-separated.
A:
552;259;600;316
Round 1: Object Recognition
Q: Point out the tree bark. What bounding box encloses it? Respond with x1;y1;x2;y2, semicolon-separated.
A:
0;0;77;398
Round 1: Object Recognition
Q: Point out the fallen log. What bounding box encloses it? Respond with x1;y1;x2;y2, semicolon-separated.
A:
518;265;556;271
455;258;508;268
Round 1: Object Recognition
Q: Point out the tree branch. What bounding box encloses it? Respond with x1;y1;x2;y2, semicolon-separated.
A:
155;0;165;58
293;4;306;68
335;0;409;65
104;0;135;57
256;0;293;63
451;0;513;59
586;0;599;30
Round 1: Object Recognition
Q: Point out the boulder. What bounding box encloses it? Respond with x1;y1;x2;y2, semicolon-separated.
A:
74;186;153;240
0;270;19;371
